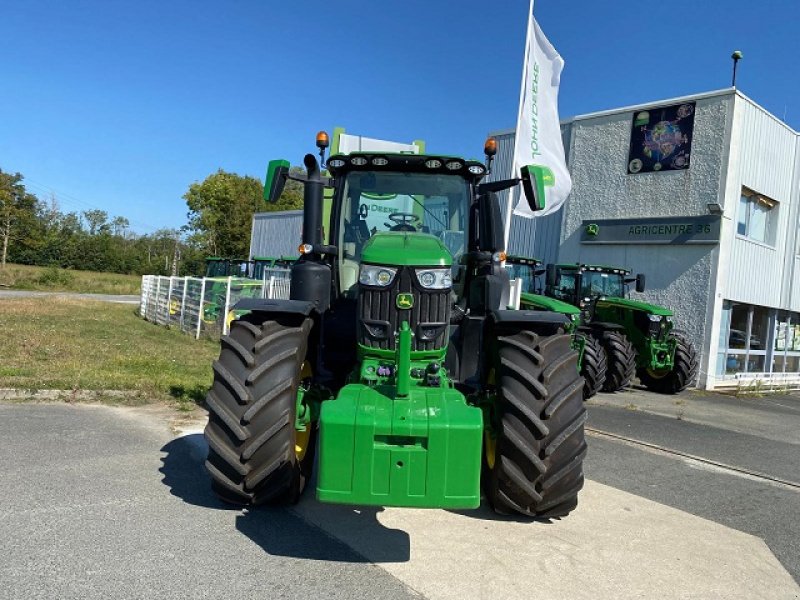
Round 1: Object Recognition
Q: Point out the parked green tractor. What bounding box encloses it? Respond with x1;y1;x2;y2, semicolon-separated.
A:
202;257;262;326
505;256;607;399
203;134;587;518
544;263;698;394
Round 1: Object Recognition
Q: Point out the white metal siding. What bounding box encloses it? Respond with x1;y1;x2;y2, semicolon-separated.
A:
249;210;304;259
725;95;799;308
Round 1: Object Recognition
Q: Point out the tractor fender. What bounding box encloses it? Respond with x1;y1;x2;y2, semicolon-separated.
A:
232;298;317;316
490;309;570;329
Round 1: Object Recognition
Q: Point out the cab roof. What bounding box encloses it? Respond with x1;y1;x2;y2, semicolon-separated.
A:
325;152;488;182
557;263;631;275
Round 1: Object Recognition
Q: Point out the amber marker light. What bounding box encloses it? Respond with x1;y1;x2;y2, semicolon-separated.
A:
484;137;498;157
316;131;330;149
299;243;313;254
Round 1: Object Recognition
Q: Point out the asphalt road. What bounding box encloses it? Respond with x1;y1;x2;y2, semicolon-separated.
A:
1;394;798;599
0;289;139;304
587;388;800;579
0;405;418;600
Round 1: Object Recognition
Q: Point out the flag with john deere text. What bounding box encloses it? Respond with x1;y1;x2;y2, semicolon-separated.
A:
511;13;571;218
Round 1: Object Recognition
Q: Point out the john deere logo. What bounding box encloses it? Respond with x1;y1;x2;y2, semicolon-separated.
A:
396;293;414;310
586;223;600;236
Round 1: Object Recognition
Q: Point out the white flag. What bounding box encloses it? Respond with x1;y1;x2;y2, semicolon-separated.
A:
509;9;571;220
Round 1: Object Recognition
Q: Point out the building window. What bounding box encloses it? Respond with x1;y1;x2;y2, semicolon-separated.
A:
737;188;777;245
718;301;782;377
773;312;800;373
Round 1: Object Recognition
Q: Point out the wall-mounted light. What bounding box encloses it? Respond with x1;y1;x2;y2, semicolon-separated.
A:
707;202;723;215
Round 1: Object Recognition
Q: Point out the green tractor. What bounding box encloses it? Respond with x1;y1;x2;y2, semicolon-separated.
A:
505;256;607;399
544;263;698;394
203;134;587;518
251;256;295;281
202;257;262;327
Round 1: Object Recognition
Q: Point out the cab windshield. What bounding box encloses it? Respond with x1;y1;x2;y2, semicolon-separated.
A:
580;271;625;298
505;263;537;294
338;170;470;264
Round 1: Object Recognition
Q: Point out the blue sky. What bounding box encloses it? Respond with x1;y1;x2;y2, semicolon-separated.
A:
2;0;798;233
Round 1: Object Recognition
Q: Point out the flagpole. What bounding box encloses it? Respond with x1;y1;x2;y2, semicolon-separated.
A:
503;0;535;250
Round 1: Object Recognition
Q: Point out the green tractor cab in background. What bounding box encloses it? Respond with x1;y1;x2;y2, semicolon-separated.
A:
505;255;607;399
544;263;698;394
202;133;587;519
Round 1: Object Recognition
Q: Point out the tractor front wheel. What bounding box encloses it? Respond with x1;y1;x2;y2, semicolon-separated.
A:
580;333;607;400
485;329;587;519
638;330;698;394
596;330;636;392
203;313;316;505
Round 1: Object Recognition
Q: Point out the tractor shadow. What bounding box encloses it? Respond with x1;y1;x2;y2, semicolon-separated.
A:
159;433;410;563
447;504;561;525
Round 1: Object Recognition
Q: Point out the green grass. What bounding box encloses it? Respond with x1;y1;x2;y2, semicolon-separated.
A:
0;297;218;407
0;263;141;295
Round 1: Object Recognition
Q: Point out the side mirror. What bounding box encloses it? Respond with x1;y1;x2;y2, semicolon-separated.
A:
545;264;557;289
264;159;290;203
520;165;550;212
635;273;646;293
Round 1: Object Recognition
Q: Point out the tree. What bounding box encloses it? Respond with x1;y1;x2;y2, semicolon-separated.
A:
0;170;39;268
183;169;263;258
111;216;130;237
82;209;108;235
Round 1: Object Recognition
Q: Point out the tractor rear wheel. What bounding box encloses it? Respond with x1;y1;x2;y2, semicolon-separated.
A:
203;313;316;505
485;329;587;519
596;330;636;392
580;333;607;400
638;330;698;394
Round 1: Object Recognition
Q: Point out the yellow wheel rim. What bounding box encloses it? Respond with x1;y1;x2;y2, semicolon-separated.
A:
295;361;313;461
485;367;497;469
485;431;496;470
646;367;670;380
225;310;236;329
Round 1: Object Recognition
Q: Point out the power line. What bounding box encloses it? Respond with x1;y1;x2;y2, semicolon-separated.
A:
22;178;172;233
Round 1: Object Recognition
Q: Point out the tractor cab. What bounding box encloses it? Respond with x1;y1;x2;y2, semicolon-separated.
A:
545;263;645;320
504;255;544;294
204;257;253;278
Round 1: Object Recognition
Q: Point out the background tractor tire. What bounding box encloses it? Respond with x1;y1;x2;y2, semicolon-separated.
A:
203;313;315;506
580;334;607;400
596;330;636;392
485;329;587;519
638;330;699;394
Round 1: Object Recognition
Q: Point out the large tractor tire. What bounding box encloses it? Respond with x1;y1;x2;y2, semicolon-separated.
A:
484;329;587;519
203;313;316;505
638;330;699;394
596;330;636;392
580;333;607;400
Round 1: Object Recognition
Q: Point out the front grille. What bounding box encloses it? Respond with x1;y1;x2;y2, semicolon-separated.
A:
358;268;450;352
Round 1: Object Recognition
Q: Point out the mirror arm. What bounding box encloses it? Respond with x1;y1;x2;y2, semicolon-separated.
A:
477;177;520;195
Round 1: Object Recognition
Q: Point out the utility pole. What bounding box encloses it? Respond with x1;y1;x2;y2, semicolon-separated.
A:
170;231;181;276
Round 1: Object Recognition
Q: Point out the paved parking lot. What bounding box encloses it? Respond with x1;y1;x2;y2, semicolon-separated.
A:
0;394;798;600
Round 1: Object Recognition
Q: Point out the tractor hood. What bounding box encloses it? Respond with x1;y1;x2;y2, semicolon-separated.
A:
520;292;581;315
361;232;452;267
596;297;673;316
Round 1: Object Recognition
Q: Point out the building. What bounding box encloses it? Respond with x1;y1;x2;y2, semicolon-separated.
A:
492;88;800;389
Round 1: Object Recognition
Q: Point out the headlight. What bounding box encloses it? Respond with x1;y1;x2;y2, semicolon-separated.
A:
359;265;397;287
647;314;662;322
415;268;452;289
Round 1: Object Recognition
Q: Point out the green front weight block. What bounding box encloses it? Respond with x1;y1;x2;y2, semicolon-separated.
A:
317;384;483;509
